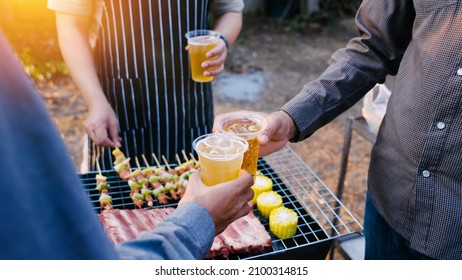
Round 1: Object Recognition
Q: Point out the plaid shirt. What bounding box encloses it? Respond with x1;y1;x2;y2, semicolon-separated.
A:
283;0;462;259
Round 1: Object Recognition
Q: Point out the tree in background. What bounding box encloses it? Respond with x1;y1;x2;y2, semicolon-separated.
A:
0;0;67;84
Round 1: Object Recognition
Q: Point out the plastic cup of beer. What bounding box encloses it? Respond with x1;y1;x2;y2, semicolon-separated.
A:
217;112;267;176
185;30;219;83
193;133;248;186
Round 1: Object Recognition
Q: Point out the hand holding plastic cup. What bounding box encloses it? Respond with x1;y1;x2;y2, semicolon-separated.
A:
185;30;219;83
216;112;267;176
193;133;248;186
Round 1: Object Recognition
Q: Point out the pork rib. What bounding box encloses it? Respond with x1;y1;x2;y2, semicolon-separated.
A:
99;208;272;258
206;210;272;258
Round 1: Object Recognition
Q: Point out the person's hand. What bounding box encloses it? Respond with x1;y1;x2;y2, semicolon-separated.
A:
202;39;227;77
213;110;297;158
84;101;121;148
257;110;298;157
179;171;254;235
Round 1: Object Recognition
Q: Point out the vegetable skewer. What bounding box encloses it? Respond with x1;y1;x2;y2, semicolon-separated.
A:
136;157;156;208
145;153;170;205
161;155;179;200
108;148;199;208
127;158;147;208
112;147;131;180
96;160;113;210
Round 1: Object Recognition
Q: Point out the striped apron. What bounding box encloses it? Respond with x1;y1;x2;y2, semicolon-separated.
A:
90;0;214;171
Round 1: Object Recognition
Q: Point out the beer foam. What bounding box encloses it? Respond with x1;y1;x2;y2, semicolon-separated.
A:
189;35;218;46
195;134;247;160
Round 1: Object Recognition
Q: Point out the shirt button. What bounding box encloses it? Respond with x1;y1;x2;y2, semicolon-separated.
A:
458;68;462;76
436;122;446;129
422;170;430;177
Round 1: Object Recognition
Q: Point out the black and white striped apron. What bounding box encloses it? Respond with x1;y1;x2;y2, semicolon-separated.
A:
90;0;214;171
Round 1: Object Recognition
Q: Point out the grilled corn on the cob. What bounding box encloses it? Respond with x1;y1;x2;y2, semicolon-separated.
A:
251;174;273;204
256;191;282;218
269;207;298;239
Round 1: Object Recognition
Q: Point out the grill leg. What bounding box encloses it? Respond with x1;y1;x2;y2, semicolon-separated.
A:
329;117;353;260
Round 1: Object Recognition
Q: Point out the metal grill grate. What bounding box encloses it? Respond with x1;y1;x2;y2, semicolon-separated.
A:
79;145;362;260
261;146;363;238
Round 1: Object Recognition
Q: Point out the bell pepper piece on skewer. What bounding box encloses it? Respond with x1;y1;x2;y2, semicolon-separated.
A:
153;185;169;204
131;192;145;208
99;192;113;210
165;182;178;200
114;158;131;180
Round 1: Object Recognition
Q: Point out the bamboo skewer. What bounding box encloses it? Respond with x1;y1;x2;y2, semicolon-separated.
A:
161;155;171;171
141;154;151;168
134;157;142;170
96;160;102;176
181;150;189;162
176;154;182;166
152;153;162;169
189;153;197;164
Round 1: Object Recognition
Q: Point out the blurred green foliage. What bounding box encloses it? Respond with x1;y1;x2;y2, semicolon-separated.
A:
0;0;68;84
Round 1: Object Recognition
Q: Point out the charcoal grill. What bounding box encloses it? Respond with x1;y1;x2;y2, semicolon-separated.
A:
79;145;362;260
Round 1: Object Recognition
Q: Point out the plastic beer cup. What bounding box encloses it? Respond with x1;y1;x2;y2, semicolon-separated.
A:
217;112;267;176
193;133;248;186
185;30;219;83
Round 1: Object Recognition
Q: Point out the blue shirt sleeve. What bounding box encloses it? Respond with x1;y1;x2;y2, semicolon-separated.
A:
0;32;119;260
114;202;215;260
